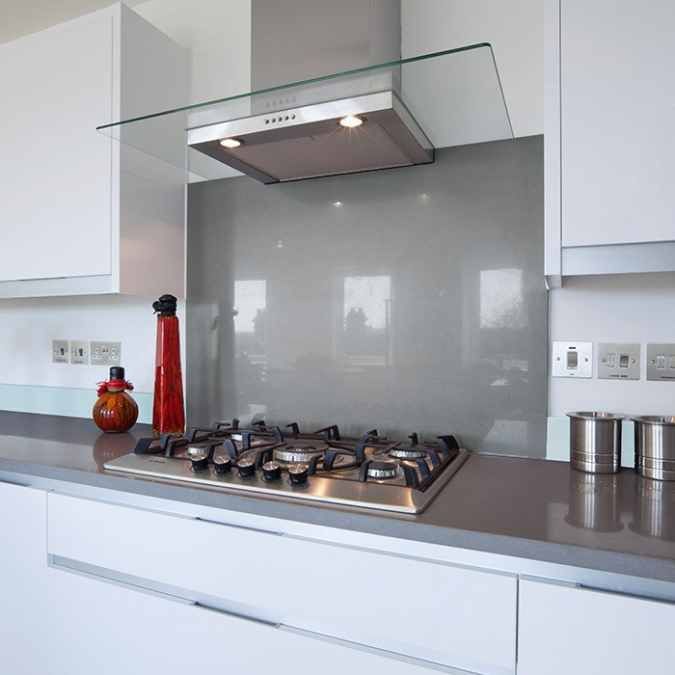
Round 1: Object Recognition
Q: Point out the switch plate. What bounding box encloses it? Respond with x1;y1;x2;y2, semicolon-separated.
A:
598;343;640;380
70;340;89;365
90;341;121;366
647;343;675;381
52;340;69;364
552;341;593;378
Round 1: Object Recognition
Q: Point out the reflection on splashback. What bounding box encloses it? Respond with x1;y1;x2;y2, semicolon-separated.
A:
187;136;546;456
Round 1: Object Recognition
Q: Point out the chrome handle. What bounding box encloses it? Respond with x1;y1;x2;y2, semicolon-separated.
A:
194;601;280;628
0;477;31;488
195;516;285;538
50;555;282;627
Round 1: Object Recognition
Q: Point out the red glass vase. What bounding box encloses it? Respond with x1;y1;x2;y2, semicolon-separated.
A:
152;294;185;436
93;367;139;433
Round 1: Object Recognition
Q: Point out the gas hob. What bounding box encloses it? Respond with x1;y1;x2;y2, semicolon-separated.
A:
104;420;469;513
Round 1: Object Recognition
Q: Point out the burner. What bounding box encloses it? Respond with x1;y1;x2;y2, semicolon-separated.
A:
366;460;399;480
273;443;327;465
389;446;427;460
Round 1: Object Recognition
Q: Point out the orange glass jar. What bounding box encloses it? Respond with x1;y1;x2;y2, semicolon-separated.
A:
93;367;139;433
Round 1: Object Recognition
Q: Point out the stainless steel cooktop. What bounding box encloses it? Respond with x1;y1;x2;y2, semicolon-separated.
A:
104;420;469;514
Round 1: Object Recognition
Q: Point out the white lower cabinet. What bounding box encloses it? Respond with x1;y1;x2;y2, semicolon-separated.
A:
518;578;675;675
46;562;441;675
47;493;517;675
0;481;50;675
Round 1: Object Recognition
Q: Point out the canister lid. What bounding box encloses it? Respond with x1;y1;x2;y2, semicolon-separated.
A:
567;411;624;421
632;415;675;426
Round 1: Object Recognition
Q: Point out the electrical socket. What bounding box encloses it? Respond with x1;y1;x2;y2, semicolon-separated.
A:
70;340;89;365
90;341;121;366
52;340;69;363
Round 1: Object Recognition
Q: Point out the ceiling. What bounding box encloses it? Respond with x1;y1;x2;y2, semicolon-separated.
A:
0;0;144;44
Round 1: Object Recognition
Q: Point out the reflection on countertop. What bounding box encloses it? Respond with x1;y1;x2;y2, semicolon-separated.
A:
0;411;674;583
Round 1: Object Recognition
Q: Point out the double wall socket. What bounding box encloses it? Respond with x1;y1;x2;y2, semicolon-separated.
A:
647;343;675;381
90;341;121;366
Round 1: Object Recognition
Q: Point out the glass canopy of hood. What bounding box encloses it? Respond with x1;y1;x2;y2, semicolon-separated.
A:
97;44;513;184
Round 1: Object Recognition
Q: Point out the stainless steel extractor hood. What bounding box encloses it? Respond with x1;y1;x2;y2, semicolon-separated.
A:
187;0;434;184
187;90;434;184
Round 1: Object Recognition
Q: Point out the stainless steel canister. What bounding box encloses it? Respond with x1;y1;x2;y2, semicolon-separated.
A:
567;412;623;474
632;416;675;481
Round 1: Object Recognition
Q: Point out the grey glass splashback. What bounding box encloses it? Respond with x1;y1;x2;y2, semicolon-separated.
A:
187;136;546;456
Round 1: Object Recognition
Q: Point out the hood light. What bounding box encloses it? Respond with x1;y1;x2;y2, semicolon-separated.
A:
339;115;364;129
220;138;242;149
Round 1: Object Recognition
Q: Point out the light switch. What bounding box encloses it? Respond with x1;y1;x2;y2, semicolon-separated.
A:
598;343;640;380
552;341;593;378
647;344;675;381
52;339;69;364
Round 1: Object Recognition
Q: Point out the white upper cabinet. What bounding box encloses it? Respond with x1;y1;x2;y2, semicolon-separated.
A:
0;4;188;298
561;1;675;247
546;0;675;278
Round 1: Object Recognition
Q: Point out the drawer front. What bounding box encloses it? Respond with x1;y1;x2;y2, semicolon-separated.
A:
48;494;516;675
48;560;446;675
518;578;675;675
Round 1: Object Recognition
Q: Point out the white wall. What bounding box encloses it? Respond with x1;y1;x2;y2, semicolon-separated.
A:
401;0;544;138
549;273;675;417
0;296;163;393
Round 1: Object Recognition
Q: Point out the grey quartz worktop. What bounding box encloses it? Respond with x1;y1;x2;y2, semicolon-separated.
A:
0;411;674;583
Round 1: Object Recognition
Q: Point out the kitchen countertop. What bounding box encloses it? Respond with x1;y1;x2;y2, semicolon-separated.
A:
0;411;673;583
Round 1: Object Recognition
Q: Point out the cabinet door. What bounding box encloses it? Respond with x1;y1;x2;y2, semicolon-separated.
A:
0;9;113;282
0;481;49;675
47;561;446;675
518;578;675;675
560;0;675;247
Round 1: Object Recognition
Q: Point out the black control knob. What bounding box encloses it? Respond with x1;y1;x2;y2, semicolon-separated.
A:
288;463;309;486
237;457;256;478
262;460;282;481
213;455;232;474
188;450;209;472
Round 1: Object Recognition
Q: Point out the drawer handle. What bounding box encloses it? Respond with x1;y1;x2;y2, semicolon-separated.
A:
195;516;285;538
50;555;281;628
0;477;31;488
194;601;280;629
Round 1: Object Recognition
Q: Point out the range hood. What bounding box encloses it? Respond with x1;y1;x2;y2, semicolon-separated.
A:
184;0;511;184
187;90;434;184
96;2;514;184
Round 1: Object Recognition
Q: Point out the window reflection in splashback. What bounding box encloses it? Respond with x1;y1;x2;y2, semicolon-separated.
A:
187;136;546;456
